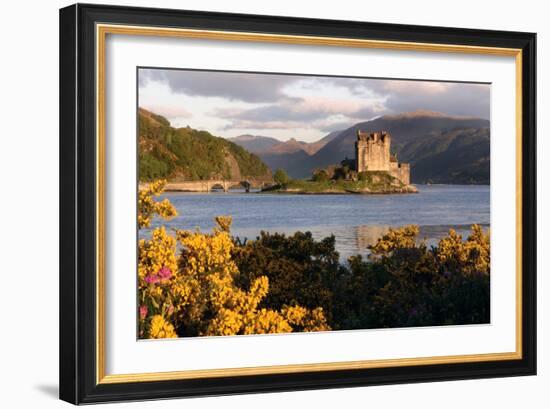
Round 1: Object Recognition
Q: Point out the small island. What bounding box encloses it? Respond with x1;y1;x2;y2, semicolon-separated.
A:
263;130;418;194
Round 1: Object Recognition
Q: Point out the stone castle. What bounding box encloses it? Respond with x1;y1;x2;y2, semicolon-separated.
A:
355;130;410;185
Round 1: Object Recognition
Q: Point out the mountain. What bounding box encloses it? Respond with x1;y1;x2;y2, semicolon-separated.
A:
230;130;341;156
141;108;490;185
138;109;272;182
230;130;342;175
260;150;313;177
227;134;280;154
272;111;490;183
303;130;342;155
267;138;310;155
309;110;489;172
399;127;490;184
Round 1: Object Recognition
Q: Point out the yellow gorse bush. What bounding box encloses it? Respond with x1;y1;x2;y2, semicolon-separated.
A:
369;224;490;276
138;180;177;229
435;224;490;275
149;315;177;339
138;180;330;339
369;225;420;256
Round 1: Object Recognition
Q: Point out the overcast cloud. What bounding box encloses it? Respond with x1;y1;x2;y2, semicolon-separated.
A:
139;68;490;142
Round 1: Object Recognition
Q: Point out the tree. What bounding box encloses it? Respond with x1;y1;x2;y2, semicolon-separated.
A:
274;168;290;186
333;165;350;180
312;169;329;182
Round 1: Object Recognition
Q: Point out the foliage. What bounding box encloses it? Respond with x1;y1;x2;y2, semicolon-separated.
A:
340;158;355;169
369;225;419;255
265;172;406;194
311;169;330;182
234;225;490;331
332;164;351;180
232;231;341;326
139;108;271;182
273;168;291;186
333;225;490;329
434;224;490;275
138;180;177;228
149;315;177;338
138;182;329;339
138;179;490;337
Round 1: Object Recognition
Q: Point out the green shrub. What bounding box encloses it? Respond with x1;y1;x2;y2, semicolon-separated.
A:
233;231;341;326
233;225;490;331
312;169;330;182
274;168;291;186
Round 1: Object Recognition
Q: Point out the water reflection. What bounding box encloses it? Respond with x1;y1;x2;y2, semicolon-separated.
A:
232;223;489;262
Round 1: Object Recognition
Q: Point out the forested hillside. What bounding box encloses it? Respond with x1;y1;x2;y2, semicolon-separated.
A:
139;108;272;182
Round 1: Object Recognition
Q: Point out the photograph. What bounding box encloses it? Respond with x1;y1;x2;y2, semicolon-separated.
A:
137;68;491;339
55;2;537;404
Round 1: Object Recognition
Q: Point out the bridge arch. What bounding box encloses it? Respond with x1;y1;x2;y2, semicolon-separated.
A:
209;182;227;192
163;179;270;193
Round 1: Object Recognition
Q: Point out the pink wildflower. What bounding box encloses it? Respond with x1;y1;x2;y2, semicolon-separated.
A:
139;305;148;320
144;274;160;284
158;266;173;281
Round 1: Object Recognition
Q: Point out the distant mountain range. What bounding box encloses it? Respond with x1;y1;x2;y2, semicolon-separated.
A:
138;108;272;182
228;130;340;156
230;110;490;184
139;108;490;185
227;134;280;153
228;130;341;176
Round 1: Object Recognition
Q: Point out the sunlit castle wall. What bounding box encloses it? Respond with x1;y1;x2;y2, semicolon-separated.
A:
390;163;411;185
355;130;410;185
355;131;391;172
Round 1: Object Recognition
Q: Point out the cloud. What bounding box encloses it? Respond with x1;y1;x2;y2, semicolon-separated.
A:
222;117;359;132
141;104;192;119
371;80;451;95
139;68;491;140
214;96;383;126
349;105;386;120
311;78;490;118
223;119;305;130
293;97;374;117
319;121;356;133
139;69;296;103
382;82;490;118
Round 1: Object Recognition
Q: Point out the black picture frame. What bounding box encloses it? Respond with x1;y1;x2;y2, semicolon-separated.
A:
59;3;536;404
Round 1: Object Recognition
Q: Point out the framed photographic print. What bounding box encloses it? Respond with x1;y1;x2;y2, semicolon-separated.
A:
59;3;536;404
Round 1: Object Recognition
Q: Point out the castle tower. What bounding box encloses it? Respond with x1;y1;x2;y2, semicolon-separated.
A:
355;130;411;185
355;130;391;172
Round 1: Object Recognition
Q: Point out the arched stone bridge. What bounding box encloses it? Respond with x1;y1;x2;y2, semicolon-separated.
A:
164;180;270;193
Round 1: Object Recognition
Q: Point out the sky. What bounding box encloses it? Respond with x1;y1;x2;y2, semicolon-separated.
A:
138;68;490;143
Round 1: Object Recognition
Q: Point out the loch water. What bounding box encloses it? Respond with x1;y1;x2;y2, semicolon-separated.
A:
144;184;490;261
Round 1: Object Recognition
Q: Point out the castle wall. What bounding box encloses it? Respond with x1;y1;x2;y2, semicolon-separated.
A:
390;163;410;185
355;131;410;185
356;132;390;172
355;142;363;173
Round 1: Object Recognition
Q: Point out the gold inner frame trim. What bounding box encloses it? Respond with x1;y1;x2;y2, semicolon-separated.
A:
96;23;523;385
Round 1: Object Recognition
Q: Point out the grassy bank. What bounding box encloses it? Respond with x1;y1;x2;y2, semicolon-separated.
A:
263;171;417;194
